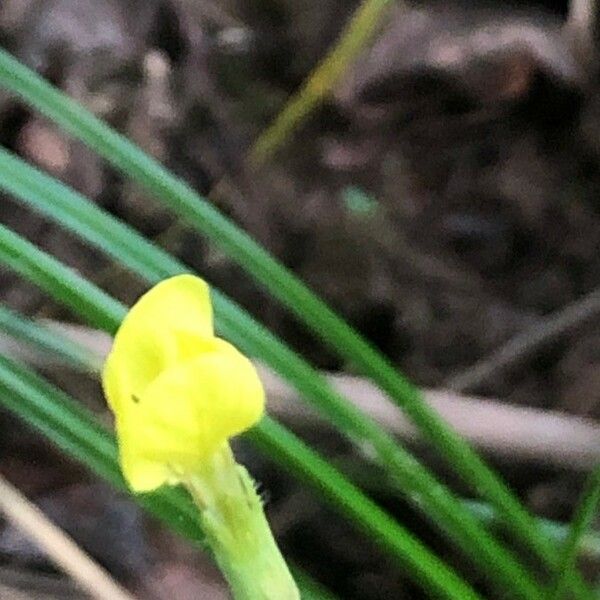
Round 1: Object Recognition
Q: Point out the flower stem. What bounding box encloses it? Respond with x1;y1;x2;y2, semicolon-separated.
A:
185;446;299;600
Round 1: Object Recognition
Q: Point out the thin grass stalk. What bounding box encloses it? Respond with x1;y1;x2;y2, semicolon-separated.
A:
0;50;573;578
0;154;550;598
0;355;327;600
0;355;206;544
0;305;101;372
0;50;587;596
549;466;600;600
0;343;480;600
0;221;536;599
249;0;395;164
464;501;600;561
0;354;343;600
289;568;339;600
6;307;600;565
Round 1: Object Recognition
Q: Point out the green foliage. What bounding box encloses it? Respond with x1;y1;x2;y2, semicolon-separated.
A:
0;52;569;581
248;0;395;164
0;225;481;598
0;45;594;598
0;149;544;599
0;353;207;545
550;466;600;600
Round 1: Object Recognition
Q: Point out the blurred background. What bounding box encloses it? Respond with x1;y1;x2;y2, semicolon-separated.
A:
0;0;599;598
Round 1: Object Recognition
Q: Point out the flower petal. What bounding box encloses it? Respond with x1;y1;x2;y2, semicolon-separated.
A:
102;274;213;413
115;338;265;492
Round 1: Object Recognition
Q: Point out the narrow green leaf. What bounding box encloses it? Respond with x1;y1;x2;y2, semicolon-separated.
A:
0;354;205;545
0;212;482;597
248;0;394;164
0;355;340;600
0;304;102;372
549;466;600;600
464;501;600;561
0;51;577;590
9;310;600;569
289;568;339;600
0;353;480;600
0;153;547;598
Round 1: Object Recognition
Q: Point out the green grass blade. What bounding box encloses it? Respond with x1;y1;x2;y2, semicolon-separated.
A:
0;304;102;372
0;154;548;598
0;50;576;583
464;501;600;561
0;224;523;600
0;348;481;600
0;355;341;600
9;311;600;569
549;466;600;600
248;0;393;164
249;417;484;600
289;568;339;600
0;354;205;545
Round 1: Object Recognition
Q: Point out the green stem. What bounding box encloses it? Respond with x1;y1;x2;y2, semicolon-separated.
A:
0;353;337;598
464;501;600;561
5;299;600;572
0;164;545;599
0;51;572;589
0;353;207;546
0;230;483;599
0;353;481;600
250;417;483;600
249;0;395;164
186;446;299;600
0;304;102;372
549;466;600;600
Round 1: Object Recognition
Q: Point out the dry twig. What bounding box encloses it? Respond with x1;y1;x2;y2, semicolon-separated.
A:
445;287;600;393
0;475;136;600
3;321;598;471
260;367;600;471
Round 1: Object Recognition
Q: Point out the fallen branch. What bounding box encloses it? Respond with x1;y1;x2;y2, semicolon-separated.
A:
260;367;600;471
4;321;598;471
446;287;600;393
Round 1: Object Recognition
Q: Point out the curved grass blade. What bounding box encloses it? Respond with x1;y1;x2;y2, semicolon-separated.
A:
289;569;339;600
7;309;600;565
0;52;580;589
0;353;480;600
0;255;481;600
0;354;205;545
464;501;600;561
0;304;102;372
249;0;394;165
0;355;343;600
549;466;600;600
0;154;548;598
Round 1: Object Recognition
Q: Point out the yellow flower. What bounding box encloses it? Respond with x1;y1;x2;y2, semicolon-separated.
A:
102;274;265;492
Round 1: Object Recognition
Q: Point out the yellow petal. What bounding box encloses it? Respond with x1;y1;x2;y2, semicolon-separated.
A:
115;338;265;492
102;274;213;413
